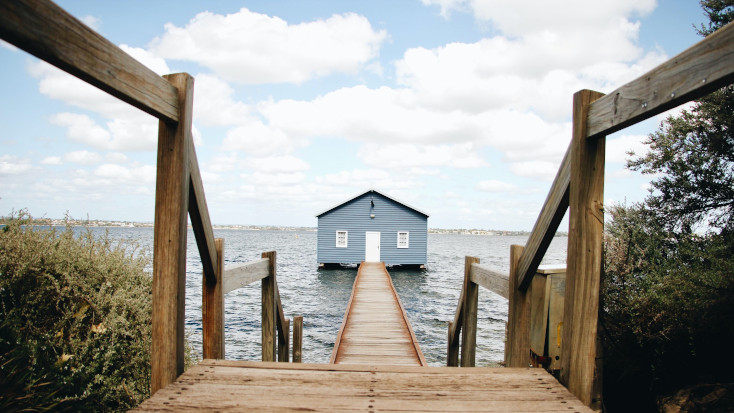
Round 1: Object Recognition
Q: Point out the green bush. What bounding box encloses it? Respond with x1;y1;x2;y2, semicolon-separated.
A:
0;212;171;411
600;203;734;411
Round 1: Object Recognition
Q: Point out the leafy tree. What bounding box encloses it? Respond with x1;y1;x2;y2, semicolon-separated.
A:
601;2;734;411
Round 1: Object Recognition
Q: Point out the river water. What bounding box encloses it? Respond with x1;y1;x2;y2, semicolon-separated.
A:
98;227;567;367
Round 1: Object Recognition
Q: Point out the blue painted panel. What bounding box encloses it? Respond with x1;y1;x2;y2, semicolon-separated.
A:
317;191;427;265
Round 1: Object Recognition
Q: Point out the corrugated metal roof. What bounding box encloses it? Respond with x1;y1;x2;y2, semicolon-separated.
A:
315;188;430;218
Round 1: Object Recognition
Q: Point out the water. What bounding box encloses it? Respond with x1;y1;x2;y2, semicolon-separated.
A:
93;227;567;366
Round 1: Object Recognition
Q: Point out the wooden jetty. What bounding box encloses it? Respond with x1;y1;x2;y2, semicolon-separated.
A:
133;360;592;412
331;262;426;366
4;1;734;410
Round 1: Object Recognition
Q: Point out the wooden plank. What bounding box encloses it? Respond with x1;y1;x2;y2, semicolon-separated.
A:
470;263;509;299
293;315;303;363
150;73;193;394
529;274;550;356
332;263;425;366
0;0;179;123
133;360;593;412
222;258;270;294
505;245;531;368
587;21;734;140
561;89;606;408
188;144;217;284
278;318;290;362
261;251;276;362
202;238;225;360
547;272;566;371
517;145;570;291
460;256;480;367
447;320;458;367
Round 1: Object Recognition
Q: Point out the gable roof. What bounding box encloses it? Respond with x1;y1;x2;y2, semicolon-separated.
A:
315;188;430;218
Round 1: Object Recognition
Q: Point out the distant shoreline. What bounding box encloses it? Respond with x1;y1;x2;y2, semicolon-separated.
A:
1;217;567;237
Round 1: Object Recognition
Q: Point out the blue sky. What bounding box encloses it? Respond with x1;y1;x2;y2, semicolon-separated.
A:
0;0;707;230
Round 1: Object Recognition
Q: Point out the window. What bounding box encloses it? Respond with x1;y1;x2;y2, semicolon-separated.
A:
336;230;348;248
397;231;409;248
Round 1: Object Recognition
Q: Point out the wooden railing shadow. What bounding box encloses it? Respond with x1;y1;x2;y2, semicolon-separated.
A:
447;18;734;409
0;0;302;396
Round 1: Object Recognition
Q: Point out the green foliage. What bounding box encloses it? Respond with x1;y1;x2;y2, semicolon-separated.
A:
601;204;734;411
0;211;158;411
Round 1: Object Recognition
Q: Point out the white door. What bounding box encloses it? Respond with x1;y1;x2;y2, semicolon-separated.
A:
365;232;381;262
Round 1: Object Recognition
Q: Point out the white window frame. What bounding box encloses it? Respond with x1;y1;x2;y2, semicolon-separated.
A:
336;230;348;248
397;231;409;249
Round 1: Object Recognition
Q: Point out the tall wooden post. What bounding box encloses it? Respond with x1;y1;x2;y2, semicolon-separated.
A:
151;73;194;394
293;315;303;363
561;89;605;408
261;251;277;362
505;244;530;367
460;256;480;367
203;238;225;359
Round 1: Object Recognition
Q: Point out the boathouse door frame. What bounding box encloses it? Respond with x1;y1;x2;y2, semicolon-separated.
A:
365;231;381;262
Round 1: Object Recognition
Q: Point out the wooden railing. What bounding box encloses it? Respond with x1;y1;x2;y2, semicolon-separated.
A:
0;0;303;395
448;20;734;409
218;251;303;363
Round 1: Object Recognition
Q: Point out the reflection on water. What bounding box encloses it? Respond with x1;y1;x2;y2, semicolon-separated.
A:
88;227;567;366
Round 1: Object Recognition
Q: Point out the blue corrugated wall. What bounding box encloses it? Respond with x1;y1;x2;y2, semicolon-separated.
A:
317;192;427;266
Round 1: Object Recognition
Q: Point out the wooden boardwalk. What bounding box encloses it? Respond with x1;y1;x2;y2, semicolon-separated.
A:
331;262;426;366
133;360;593;412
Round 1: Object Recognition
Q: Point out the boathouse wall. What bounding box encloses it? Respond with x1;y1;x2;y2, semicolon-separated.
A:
316;190;428;266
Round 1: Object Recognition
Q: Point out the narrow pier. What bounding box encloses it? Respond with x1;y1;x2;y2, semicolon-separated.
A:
331;262;426;366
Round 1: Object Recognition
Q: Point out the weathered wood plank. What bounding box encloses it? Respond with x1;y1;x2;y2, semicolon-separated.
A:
222;258;269;294
517;145;570;291
133;360;593;412
202;238;225;360
293;315;303;363
561;89;606;409
188;144;217;284
0;0;179;123
586;21;734;140
150;73;193;394
261;251;276;362
460;256;480;367
470;263;509;299
505;245;531;368
332;262;425;366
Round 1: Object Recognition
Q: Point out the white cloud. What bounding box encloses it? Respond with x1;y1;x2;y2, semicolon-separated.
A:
606;134;650;163
193;74;251;126
119;44;171;76
0;155;32;175
93;164;156;185
358;143;487;169
63;150;104;165
41;156;62;165
0;39;18;51
477;179;518;193
509;160;562;181
51;113;157;151
222;121;306;157
245;155;310;173
150;8;387;84
80;15;101;31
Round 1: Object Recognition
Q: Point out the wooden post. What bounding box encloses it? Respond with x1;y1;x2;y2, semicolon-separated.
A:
261;251;276;362
202;238;225;359
293;315;303;363
561;89;606;407
278;318;290;362
447;321;458;367
460;256;480;367
151;73;193;395
505;244;530;367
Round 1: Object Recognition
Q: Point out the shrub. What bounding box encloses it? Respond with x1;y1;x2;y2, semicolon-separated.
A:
0;211;175;411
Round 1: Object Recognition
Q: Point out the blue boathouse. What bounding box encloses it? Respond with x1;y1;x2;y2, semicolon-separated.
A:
316;189;429;268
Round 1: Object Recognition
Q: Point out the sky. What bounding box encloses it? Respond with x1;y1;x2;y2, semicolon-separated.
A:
0;0;709;230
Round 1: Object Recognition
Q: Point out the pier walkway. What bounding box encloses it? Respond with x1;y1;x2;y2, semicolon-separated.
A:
331;262;426;366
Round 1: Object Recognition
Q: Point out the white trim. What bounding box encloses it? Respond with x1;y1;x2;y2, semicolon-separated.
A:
397;231;409;248
336;230;348;248
315;188;430;217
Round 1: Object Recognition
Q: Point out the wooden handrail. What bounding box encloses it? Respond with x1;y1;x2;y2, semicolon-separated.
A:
189;144;218;284
0;0;179;123
469;263;509;299
586;21;734;140
222;258;270;294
